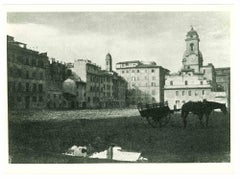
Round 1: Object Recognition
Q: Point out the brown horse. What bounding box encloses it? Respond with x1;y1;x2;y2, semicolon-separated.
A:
181;100;227;128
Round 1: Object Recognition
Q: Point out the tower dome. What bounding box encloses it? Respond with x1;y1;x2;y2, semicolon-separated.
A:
186;26;199;39
63;78;77;96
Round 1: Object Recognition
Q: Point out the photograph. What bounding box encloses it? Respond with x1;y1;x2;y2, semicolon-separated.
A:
6;6;231;165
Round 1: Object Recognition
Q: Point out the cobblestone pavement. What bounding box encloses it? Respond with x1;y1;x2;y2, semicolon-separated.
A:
8;108;140;121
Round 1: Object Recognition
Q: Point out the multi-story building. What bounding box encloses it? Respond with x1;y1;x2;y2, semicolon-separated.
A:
215;67;230;108
7;35;49;109
116;60;169;105
70;53;127;108
215;67;230;92
62;71;86;109
164;27;228;109
45;58;70;109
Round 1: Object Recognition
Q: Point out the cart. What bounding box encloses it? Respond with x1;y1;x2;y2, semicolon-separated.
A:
137;103;173;128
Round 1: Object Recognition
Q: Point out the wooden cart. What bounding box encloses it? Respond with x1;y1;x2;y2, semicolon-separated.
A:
137;103;173;128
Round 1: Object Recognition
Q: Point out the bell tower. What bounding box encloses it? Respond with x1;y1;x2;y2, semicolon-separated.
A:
105;53;112;72
182;26;203;73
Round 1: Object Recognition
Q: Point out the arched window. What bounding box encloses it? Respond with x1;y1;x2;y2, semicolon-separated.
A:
190;43;194;51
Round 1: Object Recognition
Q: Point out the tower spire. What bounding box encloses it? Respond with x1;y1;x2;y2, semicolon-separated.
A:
190;25;194;30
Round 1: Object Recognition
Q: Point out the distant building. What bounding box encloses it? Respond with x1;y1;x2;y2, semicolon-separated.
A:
62;72;86;109
215;67;230;92
7;35;49;109
164;27;228;109
45;58;70;109
116;60;169;105
70;53;127;108
215;67;230;108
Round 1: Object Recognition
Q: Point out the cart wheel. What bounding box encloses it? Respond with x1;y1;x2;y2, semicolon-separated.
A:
158;114;171;127
146;114;171;128
146;116;161;128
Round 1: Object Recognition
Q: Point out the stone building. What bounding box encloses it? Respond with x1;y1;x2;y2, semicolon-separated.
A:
62;71;86;109
164;27;227;109
215;67;230;108
215;67;230;92
70;53;127;108
7;35;49;109
45;58;70;109
116;60;169;105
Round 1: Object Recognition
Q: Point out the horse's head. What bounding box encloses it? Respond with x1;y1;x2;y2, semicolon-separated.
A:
221;104;228;114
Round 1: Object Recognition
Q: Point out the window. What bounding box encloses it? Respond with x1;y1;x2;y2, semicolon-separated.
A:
182;91;185;96
176;91;179;96
151;82;156;87
202;90;205;95
39;96;43;102
200;81;203;85
137;70;139;73
185;81;188;85
17;96;22;102
17;69;22;78
40;72;43;79
26;71;29;79
195;91;198;96
32;72;36;79
190;43;194;51
122;70;125;74
170;81;173;85
32;96;37;102
152;76;156;80
188;90;191;96
132;70;135;73
33;84;37;92
151;69;155;73
26;83;29;92
38;84;43;92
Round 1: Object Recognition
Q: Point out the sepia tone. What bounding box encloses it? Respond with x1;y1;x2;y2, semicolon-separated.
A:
7;12;230;163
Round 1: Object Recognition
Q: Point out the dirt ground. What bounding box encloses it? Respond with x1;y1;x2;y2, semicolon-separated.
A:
8;108;230;163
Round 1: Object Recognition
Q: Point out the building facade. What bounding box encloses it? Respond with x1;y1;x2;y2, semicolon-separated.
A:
7;35;49;109
164;27;227;109
45;58;70;109
70;53;127;108
116;60;169;105
62;71;86;109
215;67;230;108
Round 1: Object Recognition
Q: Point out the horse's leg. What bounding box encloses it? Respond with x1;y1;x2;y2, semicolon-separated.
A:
182;111;188;128
206;114;209;127
198;113;204;127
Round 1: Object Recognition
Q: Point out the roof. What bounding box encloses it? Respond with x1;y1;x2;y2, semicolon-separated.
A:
186;27;199;37
215;67;230;70
116;60;141;64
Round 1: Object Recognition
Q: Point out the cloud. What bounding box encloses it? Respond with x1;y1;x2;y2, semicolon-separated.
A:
7;12;231;72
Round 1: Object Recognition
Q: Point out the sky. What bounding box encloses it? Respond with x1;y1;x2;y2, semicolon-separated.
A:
7;12;230;72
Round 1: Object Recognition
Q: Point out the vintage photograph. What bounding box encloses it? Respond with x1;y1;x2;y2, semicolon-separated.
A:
6;9;231;163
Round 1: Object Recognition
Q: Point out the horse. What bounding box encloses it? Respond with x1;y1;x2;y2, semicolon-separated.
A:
181;100;227;128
